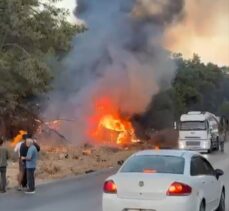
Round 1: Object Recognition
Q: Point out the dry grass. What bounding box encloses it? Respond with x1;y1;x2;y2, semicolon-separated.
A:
6;144;136;189
5;129;178;189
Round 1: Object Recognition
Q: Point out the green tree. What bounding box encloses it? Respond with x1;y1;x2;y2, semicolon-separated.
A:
139;54;229;131
0;0;84;136
173;54;224;114
219;102;229;118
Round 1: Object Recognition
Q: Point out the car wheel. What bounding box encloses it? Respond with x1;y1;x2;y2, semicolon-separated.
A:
207;146;212;154
199;201;205;211
216;191;225;211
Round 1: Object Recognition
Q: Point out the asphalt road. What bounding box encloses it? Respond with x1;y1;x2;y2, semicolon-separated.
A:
0;143;229;211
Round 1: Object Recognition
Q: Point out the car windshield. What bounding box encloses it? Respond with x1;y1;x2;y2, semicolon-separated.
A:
180;121;207;131
120;155;185;174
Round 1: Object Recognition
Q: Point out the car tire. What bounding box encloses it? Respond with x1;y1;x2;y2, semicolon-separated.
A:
216;190;225;211
207;147;213;154
199;201;205;211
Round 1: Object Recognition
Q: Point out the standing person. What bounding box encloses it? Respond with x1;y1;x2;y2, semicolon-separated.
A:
22;139;38;194
219;117;226;152
14;135;25;191
0;138;9;193
19;134;40;190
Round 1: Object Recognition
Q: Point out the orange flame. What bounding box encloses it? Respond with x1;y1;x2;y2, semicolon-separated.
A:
154;145;160;150
11;130;27;147
88;97;135;145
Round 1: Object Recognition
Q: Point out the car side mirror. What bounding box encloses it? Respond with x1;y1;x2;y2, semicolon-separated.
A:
215;169;224;179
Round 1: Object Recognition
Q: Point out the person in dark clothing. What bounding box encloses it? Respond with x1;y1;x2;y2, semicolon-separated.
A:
219;117;227;152
15;133;28;190
20;141;28;189
0;138;9;193
19;134;40;190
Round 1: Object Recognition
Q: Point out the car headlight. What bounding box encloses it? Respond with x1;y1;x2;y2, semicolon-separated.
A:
202;140;210;148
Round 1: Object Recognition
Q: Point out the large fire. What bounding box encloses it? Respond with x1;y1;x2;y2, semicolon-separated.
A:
88;97;136;145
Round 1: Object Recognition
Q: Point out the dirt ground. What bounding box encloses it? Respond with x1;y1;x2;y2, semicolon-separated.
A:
6;144;136;189
6;129;178;189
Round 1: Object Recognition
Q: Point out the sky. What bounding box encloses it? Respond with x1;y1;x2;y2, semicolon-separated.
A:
55;0;77;23
58;0;229;66
163;0;229;66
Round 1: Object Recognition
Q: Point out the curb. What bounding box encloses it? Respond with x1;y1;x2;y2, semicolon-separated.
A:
38;167;116;187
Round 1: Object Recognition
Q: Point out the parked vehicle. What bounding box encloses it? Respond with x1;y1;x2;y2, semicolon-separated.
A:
178;111;220;153
103;150;225;211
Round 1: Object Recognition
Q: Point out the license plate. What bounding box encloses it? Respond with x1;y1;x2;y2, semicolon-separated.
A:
186;141;200;146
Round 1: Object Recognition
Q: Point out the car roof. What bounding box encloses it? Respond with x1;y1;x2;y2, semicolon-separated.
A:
134;150;200;158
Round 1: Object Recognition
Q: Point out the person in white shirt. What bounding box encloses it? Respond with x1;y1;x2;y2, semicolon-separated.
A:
14;141;23;157
14;136;26;191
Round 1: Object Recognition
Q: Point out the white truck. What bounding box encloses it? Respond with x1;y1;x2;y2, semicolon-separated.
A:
178;111;220;153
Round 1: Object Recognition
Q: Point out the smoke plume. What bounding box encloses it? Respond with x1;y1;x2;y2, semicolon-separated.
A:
43;0;185;143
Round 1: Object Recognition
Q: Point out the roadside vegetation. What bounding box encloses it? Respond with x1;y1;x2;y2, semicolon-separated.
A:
0;0;84;137
0;0;229;138
140;54;229;130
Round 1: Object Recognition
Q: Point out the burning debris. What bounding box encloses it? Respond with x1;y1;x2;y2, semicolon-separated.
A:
35;119;71;145
44;120;61;131
43;0;185;145
10;119;69;147
88;97;136;145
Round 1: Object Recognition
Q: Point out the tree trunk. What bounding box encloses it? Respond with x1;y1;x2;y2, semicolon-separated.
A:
0;116;6;138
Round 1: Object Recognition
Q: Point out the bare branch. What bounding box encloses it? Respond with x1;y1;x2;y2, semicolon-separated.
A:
3;43;31;57
0;32;7;50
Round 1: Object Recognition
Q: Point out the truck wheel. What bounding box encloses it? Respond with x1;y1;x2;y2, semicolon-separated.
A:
216;137;220;151
207;140;213;153
207;149;212;154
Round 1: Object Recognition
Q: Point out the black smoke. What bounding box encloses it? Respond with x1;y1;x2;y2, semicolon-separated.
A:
43;0;186;143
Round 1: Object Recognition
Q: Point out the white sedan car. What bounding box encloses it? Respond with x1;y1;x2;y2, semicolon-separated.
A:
103;150;225;211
